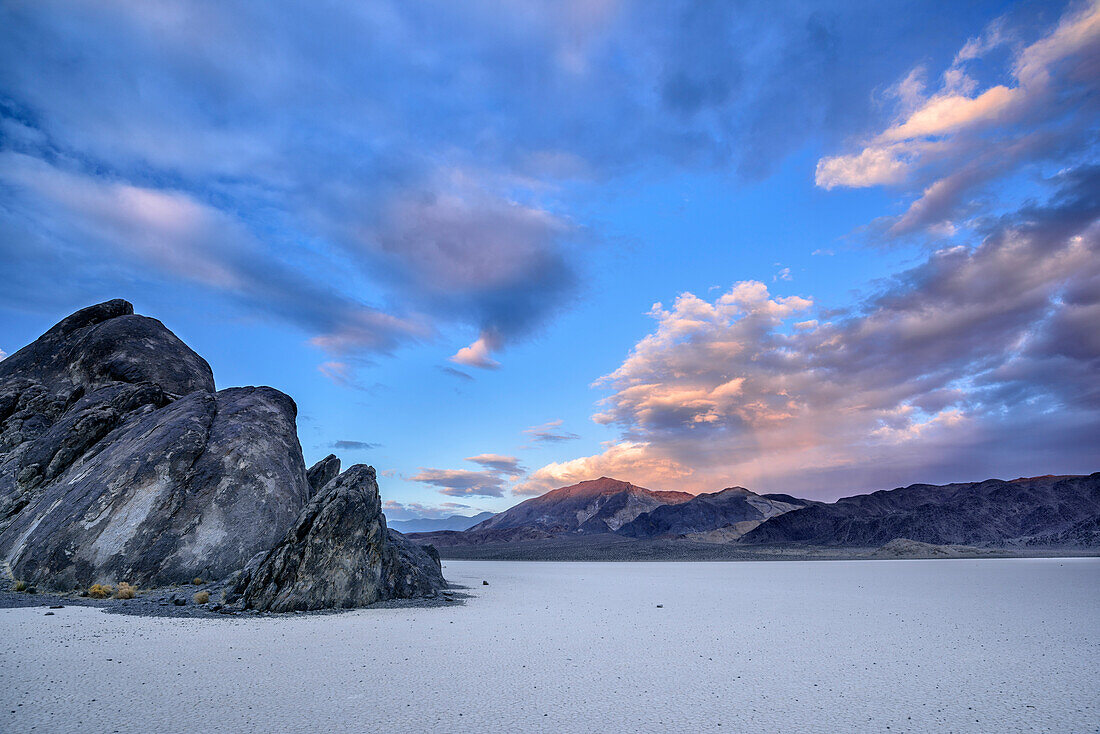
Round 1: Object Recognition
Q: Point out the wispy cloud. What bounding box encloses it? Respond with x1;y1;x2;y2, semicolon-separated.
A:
439;365;475;381
816;1;1100;238
522;419;581;444
409;468;508;498
466;454;526;476
383;500;479;521
414;451;530;497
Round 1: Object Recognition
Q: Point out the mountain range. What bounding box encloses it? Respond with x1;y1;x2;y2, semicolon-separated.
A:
389;512;495;534
740;474;1100;547
409;473;1100;553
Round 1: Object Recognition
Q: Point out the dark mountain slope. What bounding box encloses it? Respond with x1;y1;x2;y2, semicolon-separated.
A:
740;474;1100;546
469;477;692;535
617;487;801;538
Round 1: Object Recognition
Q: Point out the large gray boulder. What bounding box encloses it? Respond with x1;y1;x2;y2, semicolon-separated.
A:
0;300;309;588
0;299;446;606
237;465;445;611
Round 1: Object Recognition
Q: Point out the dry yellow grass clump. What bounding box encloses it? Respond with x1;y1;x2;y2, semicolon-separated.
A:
114;582;136;599
13;580;27;592
88;583;113;599
192;577;205;585
193;590;210;604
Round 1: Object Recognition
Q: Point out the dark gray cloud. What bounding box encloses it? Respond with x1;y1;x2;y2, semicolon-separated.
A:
332;440;380;451
439;366;474;381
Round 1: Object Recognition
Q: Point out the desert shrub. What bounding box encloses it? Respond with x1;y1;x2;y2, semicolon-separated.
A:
88;583;113;599
114;582;136;599
193;590;210;604
192;577;205;585
13;580;27;592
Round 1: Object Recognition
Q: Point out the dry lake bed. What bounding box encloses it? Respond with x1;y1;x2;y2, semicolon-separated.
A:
2;558;1097;733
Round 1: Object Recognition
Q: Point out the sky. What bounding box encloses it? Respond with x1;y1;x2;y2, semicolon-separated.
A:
1;0;1097;516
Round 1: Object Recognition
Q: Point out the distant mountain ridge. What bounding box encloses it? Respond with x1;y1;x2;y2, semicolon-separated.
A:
389;512;495;534
617;486;806;539
740;474;1100;547
470;477;693;535
407;472;1100;552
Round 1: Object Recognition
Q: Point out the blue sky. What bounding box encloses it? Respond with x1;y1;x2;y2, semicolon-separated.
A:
2;0;1098;515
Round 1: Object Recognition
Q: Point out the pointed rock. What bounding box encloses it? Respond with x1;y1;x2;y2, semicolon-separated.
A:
237;465;444;612
306;454;341;499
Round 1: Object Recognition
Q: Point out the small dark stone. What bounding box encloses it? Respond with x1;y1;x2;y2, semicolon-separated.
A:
656;604;663;608
49;605;63;609
44;611;54;616
482;580;489;585
172;598;185;606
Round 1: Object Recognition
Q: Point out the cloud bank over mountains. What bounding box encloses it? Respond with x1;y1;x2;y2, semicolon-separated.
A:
517;2;1100;498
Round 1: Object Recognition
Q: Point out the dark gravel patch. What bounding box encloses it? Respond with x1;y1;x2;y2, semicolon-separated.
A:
0;579;470;619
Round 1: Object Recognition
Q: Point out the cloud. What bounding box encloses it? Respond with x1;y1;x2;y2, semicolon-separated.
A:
332;440;380;451
815;146;910;190
0;153;429;359
513;440;692;496
382;500;476;521
465;454;525;476
450;333;502;370
0;348;6;361
522;419;581;443
816;1;1100;236
439;366;474;381
527;168;1100;498
2;0;1010;376
414;450;531;497
409;468;507;498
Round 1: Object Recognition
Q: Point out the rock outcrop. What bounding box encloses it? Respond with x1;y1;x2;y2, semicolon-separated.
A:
0;300;309;588
0;300;445;607
236;465;444;611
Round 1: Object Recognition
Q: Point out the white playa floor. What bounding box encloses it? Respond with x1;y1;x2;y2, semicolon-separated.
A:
2;558;1098;733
